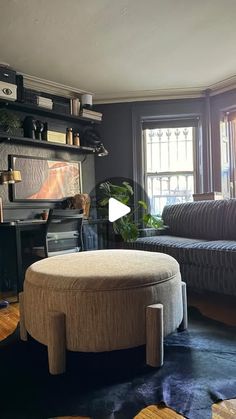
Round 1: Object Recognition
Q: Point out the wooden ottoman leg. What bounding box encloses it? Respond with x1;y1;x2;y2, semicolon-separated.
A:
146;303;163;367
178;281;188;331
19;292;28;341
47;311;66;375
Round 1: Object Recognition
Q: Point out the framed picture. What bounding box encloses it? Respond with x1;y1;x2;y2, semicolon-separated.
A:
10;155;82;202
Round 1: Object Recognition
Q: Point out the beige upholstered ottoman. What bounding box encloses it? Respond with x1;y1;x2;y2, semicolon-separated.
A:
19;249;187;374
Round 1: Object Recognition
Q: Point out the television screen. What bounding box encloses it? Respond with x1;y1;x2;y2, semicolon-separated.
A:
10;155;82;201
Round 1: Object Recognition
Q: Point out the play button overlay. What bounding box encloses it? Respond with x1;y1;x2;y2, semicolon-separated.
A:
108;198;131;222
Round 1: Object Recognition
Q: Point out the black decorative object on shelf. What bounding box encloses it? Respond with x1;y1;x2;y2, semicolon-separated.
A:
35;120;44;140
42;122;48;141
22;116;37;139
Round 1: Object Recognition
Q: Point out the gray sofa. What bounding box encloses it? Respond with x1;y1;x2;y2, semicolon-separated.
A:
129;199;236;297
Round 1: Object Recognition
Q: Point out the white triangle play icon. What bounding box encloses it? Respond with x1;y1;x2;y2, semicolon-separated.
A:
108;198;131;222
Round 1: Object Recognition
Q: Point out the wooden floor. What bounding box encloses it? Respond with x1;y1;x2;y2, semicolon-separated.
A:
188;290;236;326
0;302;19;339
0;302;236;419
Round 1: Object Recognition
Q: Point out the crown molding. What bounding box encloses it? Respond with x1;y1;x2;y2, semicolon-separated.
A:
93;87;205;104
208;74;236;96
22;73;93;99
21;72;236;104
93;74;236;104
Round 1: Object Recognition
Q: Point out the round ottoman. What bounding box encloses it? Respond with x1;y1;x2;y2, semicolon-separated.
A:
19;249;187;374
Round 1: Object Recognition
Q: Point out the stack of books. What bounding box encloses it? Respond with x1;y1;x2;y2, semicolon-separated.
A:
36;96;53;110
70;98;81;116
80;108;103;121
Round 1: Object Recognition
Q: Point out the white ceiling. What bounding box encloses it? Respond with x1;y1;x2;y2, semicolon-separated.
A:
1;0;236;102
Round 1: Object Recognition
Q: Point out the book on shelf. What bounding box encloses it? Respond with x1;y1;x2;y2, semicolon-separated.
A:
70;98;80;116
36;96;53;110
80;113;102;121
47;130;66;144
80;108;103;117
80;109;102;121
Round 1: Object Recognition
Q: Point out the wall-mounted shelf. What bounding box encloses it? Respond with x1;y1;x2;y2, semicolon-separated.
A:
0;100;101;125
0;134;96;154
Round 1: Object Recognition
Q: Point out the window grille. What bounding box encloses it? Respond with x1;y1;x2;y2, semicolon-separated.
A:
143;124;196;215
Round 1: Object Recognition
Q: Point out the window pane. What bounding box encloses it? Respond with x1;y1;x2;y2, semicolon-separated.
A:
145;127;193;173
144;125;195;215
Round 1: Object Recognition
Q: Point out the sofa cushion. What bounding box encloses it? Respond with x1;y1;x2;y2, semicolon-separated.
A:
162;200;226;240
180;263;236;295
130;236;236;269
188;240;236;269
129;235;207;264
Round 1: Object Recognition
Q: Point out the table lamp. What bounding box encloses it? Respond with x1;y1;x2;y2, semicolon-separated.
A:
96;143;108;157
0;169;21;308
0;169;22;185
81;126;108;156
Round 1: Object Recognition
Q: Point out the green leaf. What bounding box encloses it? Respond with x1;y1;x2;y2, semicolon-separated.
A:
122;182;134;195
138;200;148;210
99;198;109;207
144;214;164;228
143;214;151;224
113;217;138;242
99;181;133;205
99;182;112;196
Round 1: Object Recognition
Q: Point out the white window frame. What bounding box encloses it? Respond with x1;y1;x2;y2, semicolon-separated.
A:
142;120;200;215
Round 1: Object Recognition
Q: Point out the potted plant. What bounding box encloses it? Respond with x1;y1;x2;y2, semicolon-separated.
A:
99;181;163;242
0;110;21;134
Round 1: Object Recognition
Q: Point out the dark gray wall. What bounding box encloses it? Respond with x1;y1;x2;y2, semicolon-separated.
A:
95;98;209;190
94;102;133;184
